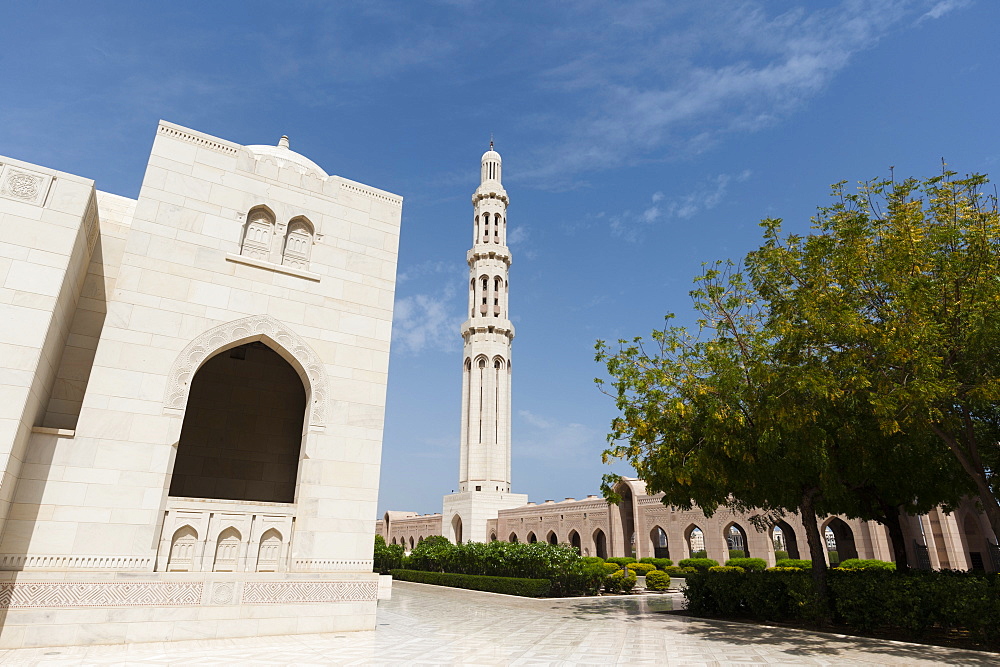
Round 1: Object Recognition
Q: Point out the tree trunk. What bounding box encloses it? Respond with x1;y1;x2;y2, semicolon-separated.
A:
880;505;909;572
931;424;1000;543
799;489;830;625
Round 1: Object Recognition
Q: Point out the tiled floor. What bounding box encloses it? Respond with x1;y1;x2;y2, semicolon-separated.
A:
0;581;994;665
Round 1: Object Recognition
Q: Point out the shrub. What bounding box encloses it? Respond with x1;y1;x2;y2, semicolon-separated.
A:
405;535;454;572
838;558;895;571
709;565;745;573
725;557;767;572
663;565;687;578
639;557;673;568
684;570;819;621
604;568;637;594
775;558;811;570
828;550;839;565
728;549;746;559
774;550;789;560
628;562;656;576
602;562;622;575
373;535;404;574
580;556;604;565
391;569;551;597
678;557;719;573
690;550;707;558
644;569;671;591
767;566;808;573
606;557;637;566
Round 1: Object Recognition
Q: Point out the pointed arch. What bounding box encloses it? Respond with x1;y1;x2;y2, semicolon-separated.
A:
256;528;283;572
724;522;749;557
163;315;328;427
546;530;558;545
213;527;242;572
166;525;198;572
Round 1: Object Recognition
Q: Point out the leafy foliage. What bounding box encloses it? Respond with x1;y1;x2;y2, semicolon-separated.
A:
644;569;671;590
373;535;404;574
627;562;656;575
774;558;812;570
725;557;767;572
391;569;552;597
678;558;719;572
604;568;637;593
639;557;673;568
838;558;895;571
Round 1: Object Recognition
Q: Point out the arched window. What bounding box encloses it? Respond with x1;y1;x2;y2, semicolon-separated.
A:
569;530;582;554
509;532;518;543
527;531;537;543
490;533;498;542
725;523;749;557
593;529;608;559
213;527;242;572
409;536;415;550
452;514;463;544
167;525;198;572
282;216;314;269
493;277;502;317
483;213;490;243
493;213;501;243
547;531;558;545
686;525;705;557
651;526;669;559
241;206;275;260
256;529;282;572
480;276;489;315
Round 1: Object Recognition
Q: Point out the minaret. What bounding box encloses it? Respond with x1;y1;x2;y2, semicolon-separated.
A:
443;144;527;544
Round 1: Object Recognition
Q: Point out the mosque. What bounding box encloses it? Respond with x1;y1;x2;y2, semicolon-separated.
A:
377;146;1000;575
0;122;399;648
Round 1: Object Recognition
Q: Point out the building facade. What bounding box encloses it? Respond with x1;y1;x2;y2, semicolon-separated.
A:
0;121;401;648
378;146;999;575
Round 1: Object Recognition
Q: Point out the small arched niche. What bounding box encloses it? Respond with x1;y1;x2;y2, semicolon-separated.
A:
241;205;275;260
213;527;242;572
166;525;198;572
256;528;283;572
282;216;314;269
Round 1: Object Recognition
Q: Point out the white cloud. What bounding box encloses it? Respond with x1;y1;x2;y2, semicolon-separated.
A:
392;285;464;355
507;225;530;246
921;0;973;21
515;410;604;461
610;170;751;241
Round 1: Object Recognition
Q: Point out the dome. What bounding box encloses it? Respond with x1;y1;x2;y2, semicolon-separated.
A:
246;136;328;178
481;149;502;164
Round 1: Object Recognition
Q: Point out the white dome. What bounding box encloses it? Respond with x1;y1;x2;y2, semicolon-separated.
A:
246;136;328;178
481;149;502;163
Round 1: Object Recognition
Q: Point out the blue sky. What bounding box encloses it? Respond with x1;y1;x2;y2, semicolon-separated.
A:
1;1;995;516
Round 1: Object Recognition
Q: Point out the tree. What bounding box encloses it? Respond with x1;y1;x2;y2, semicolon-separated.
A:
748;170;999;542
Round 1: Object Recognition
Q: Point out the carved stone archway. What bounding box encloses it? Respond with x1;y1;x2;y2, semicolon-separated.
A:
163;315;329;427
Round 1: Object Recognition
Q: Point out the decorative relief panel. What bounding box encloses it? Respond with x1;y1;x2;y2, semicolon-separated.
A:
291;559;374;572
83;194;100;253
0;164;52;206
164;315;328;427
242;581;377;604
0;555;152;571
0;582;203;608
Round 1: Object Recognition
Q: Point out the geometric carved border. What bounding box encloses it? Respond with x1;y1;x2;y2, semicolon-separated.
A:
163;314;328;427
0;582;203;608
242;581;376;604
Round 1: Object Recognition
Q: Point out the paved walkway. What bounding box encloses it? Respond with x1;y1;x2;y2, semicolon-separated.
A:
0;581;994;665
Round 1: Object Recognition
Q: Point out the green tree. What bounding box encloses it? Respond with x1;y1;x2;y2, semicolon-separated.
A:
748;170;999;541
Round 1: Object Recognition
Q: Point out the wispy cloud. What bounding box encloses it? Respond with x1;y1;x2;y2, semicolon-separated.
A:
517;0;962;188
515;409;604;461
392;285;464;355
610;170;751;241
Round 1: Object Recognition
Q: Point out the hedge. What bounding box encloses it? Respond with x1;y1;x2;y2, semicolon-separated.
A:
644;570;671;591
628;562;657;576
709;565;745;573
725;557;767;572
391;569;552;597
774;558;811;570
678;557;719;572
640;557;673;568
606;557;637;566
728;549;746;559
683;569;1000;645
838;558;895;571
605;568;637;593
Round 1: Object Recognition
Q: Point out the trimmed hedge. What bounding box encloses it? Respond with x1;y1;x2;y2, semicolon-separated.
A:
683;569;1000;645
628;562;657;576
725;557;767;572
775;558;811;570
606;557;637;566
728;549;746;559
645;569;671;590
838;558;895;571
678;557;719;572
605;568;637;593
581;556;605;565
391;569;552;597
709;565;745;573
640;557;673;568
602;562;622;574
774;550;789;560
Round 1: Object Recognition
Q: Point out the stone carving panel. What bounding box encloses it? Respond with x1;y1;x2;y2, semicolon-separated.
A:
164;315;328;427
0;582;203;608
0;165;52;206
242;581;377;604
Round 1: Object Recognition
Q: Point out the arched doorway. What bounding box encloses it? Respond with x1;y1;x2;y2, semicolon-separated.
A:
509;532;518;543
772;521;800;559
823;517;858;565
547;531;558;545
650;526;669;559
169;341;306;503
490;532;498;542
593;529;608;559
725;523;749;557
452;514;463;544
527;531;537;543
685;525;705;558
960;513;990;571
569;530;582;554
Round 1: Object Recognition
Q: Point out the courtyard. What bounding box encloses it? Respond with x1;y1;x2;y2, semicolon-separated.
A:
1;581;992;665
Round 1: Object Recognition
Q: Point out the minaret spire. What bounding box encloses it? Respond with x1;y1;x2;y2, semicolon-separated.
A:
442;146;526;544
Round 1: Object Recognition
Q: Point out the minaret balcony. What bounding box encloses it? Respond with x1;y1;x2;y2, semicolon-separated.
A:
461;318;515;339
467;246;511;266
